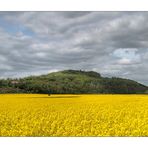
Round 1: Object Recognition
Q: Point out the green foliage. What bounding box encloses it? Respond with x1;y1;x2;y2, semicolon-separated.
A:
0;70;147;94
101;77;148;94
62;70;101;78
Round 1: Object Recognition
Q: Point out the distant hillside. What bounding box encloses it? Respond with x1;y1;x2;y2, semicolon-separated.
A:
0;70;148;94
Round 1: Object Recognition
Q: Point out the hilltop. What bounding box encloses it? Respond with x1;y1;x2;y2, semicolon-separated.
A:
0;70;148;94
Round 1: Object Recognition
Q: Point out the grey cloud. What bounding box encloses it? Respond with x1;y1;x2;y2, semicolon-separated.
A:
0;12;148;85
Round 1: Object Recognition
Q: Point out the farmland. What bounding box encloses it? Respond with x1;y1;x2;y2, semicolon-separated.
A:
0;94;148;136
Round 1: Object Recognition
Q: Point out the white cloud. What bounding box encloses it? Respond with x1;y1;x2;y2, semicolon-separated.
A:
113;48;141;65
35;52;47;58
118;58;131;65
31;43;50;51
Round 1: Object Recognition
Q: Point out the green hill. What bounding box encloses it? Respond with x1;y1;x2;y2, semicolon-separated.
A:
0;70;148;94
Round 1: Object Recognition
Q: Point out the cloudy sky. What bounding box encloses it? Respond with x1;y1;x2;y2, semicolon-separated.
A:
0;12;148;85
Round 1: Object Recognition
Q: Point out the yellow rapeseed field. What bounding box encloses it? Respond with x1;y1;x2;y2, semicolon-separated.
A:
0;94;148;136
